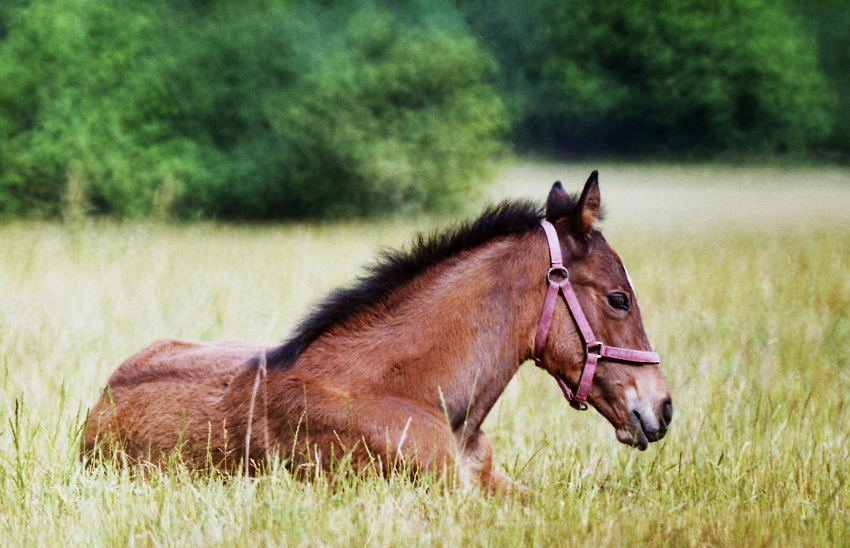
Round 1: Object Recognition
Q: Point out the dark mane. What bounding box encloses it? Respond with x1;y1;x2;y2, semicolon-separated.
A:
260;200;545;369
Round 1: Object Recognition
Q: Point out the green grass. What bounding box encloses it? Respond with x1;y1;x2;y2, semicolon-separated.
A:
1;163;849;546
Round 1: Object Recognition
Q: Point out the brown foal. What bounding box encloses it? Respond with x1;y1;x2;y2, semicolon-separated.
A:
82;173;672;495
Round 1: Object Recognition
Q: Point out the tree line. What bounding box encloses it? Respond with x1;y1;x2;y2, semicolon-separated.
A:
0;0;845;219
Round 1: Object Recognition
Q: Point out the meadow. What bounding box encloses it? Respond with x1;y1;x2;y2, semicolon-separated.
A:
0;163;848;546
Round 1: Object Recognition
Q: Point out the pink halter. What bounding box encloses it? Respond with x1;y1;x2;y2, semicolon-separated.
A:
532;221;660;410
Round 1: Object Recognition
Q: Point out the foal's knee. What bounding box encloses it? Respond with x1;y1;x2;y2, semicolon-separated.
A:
457;431;494;490
458;431;524;498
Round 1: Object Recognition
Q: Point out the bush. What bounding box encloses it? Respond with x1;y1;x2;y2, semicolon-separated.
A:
2;0;842;220
0;0;203;217
0;0;506;219
459;0;837;155
170;5;505;219
790;0;850;152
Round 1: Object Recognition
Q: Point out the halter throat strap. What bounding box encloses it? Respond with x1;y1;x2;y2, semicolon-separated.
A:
532;220;660;411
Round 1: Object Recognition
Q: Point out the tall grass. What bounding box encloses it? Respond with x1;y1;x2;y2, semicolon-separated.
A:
0;165;848;546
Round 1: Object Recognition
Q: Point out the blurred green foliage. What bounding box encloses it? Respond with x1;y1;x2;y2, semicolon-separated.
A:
459;0;839;155
790;0;850;152
0;0;504;219
0;0;846;219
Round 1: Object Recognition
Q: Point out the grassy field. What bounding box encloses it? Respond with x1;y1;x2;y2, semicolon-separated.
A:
1;163;849;546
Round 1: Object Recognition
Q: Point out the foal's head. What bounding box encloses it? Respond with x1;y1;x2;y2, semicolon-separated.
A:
538;173;672;450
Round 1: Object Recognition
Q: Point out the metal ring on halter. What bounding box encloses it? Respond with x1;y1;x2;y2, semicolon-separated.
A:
587;342;604;356
546;266;569;284
570;400;589;411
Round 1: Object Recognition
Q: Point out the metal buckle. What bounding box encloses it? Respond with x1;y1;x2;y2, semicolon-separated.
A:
546;266;569;284
570;400;589;411
586;342;604;356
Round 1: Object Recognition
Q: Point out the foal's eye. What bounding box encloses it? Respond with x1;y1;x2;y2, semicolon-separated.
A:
606;293;630;311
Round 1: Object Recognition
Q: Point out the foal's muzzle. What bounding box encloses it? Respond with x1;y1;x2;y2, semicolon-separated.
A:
626;397;673;450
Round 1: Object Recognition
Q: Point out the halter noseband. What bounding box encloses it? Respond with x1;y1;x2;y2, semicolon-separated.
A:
532;221;660;411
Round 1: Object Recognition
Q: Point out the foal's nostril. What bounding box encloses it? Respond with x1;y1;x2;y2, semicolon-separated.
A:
661;399;673;427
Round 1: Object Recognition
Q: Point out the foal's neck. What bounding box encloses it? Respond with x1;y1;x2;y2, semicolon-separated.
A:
289;230;548;440
396;232;546;436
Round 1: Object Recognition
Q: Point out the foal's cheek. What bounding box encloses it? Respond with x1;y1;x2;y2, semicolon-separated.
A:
588;368;633;426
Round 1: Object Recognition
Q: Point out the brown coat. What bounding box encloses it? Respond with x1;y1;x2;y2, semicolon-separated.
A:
83;173;672;495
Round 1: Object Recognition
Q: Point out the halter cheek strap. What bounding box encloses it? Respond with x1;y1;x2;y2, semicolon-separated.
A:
532;221;660;411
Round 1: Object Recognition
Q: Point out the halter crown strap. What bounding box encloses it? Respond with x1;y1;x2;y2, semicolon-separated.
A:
533;220;660;411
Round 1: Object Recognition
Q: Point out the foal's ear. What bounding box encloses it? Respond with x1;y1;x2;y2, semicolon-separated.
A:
545;181;573;221
574;171;601;235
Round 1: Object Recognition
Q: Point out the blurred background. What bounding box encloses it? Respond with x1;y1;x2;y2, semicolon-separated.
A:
0;0;847;221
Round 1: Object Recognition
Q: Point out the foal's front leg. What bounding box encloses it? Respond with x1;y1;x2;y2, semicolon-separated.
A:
320;394;524;496
458;430;526;498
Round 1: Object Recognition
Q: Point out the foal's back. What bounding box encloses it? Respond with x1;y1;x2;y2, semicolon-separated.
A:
82;339;271;466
